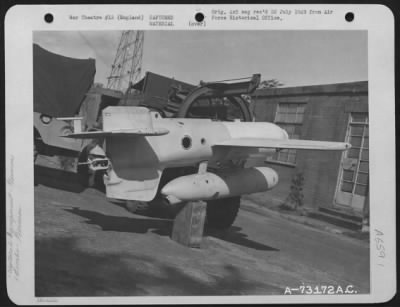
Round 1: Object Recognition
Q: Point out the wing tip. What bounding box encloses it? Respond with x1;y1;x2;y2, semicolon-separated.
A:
213;138;353;151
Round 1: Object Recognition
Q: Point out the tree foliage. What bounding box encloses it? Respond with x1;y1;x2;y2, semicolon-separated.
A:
281;172;305;211
258;78;284;89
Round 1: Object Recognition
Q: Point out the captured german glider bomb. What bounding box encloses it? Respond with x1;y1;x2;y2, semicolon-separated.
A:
65;105;350;226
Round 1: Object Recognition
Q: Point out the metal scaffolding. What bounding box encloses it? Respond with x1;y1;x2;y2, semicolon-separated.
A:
106;31;144;91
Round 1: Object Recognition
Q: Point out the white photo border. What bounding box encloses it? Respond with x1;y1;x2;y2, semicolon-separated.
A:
5;4;396;305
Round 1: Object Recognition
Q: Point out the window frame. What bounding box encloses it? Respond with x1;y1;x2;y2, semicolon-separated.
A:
340;112;369;196
266;102;306;166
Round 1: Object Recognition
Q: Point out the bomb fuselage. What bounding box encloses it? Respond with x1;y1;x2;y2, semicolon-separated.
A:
106;117;287;173
67;106;349;202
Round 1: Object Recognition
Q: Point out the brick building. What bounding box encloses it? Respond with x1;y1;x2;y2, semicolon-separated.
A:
249;81;369;227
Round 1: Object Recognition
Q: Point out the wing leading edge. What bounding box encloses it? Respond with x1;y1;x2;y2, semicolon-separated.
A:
62;128;169;139
215;138;351;151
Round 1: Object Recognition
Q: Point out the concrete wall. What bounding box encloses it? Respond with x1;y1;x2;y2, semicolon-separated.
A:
248;81;368;212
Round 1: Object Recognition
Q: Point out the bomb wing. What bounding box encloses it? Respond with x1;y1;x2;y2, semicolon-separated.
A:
62;106;169;138
214;138;351;151
63;128;169;138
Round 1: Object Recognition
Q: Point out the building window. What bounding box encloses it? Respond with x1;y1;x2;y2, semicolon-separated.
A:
269;103;306;165
275;103;305;124
340;112;369;196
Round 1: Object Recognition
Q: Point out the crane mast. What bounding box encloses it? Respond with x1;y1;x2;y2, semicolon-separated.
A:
106;31;144;91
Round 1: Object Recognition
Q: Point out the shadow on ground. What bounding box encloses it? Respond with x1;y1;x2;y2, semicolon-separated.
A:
34;165;84;193
205;226;279;251
35;236;282;296
65;207;279;252
65;207;172;236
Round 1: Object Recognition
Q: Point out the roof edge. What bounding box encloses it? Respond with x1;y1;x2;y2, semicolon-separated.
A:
252;81;368;97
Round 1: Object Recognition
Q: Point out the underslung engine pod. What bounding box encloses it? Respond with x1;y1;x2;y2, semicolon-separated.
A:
161;167;278;205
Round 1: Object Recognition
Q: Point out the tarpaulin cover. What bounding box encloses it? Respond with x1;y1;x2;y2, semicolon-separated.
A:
33;44;96;117
130;71;195;110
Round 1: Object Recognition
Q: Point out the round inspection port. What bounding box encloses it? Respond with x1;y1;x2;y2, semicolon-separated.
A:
181;136;192;150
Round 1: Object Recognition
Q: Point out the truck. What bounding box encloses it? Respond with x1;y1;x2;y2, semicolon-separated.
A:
33;44;122;178
33;43;261;229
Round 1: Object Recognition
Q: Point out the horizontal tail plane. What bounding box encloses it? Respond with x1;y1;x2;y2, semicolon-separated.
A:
215;138;351;151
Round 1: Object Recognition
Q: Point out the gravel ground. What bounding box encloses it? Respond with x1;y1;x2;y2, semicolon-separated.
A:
34;174;370;297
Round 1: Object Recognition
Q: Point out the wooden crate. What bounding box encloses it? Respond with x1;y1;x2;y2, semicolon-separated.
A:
171;201;206;248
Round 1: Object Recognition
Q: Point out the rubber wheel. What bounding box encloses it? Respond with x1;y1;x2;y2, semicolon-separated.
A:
91;171;106;192
206;197;241;230
77;144;105;191
34;142;38;186
34;128;41;163
77;152;91;187
126;200;150;214
126;198;183;218
34;142;38;162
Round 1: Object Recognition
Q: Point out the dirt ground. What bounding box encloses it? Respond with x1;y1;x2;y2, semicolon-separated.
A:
34;169;370;297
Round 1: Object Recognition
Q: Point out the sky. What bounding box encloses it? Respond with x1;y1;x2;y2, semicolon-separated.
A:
33;30;367;88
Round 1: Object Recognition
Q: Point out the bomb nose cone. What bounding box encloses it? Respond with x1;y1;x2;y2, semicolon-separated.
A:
281;127;289;140
161;178;188;205
161;184;175;197
161;177;189;199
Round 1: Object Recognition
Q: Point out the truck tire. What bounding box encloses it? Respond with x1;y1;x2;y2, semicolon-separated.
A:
34;142;38;162
77;144;105;191
34;128;42;163
34;142;38;186
78;165;105;190
126;198;184;219
77;149;91;187
126;200;150;214
176;87;253;122
206;197;241;230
